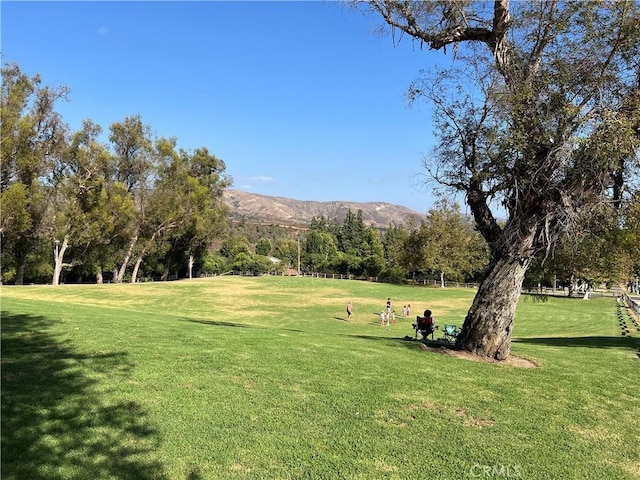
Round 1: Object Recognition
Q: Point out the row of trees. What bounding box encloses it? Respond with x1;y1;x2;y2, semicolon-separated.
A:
2;60;638;291
206;202;489;283
527;200;640;294
0;59;499;286
210;196;639;295
1;63;230;285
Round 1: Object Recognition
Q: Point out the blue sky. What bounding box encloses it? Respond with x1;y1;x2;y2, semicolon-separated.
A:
2;1;448;213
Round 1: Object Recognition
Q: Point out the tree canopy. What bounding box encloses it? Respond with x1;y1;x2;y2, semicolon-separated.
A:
1;63;231;285
362;0;640;359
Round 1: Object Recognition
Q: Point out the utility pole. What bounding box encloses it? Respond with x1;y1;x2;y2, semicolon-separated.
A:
297;234;301;276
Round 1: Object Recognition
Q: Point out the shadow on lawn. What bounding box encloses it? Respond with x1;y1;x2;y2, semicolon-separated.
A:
182;317;305;333
348;333;640;358
1;312;168;480
345;333;433;351
513;335;640;351
182;318;257;328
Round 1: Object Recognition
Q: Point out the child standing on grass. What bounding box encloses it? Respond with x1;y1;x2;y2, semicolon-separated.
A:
347;301;353;321
380;311;387;327
402;305;408;320
391;310;396;325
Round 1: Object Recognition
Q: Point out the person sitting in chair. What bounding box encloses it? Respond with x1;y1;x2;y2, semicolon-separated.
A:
413;309;436;340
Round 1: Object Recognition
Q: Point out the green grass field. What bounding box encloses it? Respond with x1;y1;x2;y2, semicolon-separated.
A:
2;276;639;479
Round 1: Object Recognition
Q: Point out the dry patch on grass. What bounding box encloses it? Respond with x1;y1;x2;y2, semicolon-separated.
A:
203;292;264;313
622;462;640;477
418;343;537;368
568;425;619;442
201;281;333;312
307;288;364;309
370;458;400;474
420;297;469;311
405;401;439;418
201;282;277;312
230;463;253;474
231;375;255;389
2;284;172;311
453;407;495;428
399;401;495;428
374;408;410;428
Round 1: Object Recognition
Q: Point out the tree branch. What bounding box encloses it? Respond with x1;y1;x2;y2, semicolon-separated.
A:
367;0;493;50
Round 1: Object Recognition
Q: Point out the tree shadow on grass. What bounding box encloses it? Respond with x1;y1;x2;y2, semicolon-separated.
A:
1;312;168;480
345;333;438;351
182;318;258;328
181;317;305;333
513;335;640;352
347;333;640;354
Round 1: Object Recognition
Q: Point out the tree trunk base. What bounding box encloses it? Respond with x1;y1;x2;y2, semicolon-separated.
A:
455;253;531;361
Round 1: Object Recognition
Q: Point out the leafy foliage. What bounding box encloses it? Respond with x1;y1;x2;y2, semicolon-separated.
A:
362;0;640;359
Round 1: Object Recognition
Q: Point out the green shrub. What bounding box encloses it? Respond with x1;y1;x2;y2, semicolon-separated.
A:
378;266;406;284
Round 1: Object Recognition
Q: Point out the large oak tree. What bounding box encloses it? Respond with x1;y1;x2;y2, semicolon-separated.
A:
363;0;640;359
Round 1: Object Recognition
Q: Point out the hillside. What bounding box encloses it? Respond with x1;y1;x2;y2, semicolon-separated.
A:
223;189;422;229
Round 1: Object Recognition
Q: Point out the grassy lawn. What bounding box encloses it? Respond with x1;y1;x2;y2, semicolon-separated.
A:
2;276;639;479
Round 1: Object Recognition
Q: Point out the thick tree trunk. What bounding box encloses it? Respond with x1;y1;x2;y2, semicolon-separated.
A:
14;241;27;284
15;263;25;285
456;254;532;361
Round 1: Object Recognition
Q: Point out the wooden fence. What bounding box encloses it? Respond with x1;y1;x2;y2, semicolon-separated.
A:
623;292;640;318
199;270;480;288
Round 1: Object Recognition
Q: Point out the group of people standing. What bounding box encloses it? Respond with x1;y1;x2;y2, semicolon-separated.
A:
380;298;412;327
345;297;416;327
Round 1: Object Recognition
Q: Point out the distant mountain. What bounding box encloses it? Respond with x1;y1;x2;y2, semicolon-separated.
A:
223;189;422;229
